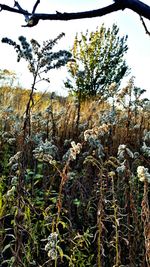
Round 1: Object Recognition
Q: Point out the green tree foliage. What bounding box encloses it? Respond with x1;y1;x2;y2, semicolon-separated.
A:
65;24;129;100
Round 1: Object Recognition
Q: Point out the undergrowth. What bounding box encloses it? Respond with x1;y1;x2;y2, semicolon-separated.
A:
0;85;150;267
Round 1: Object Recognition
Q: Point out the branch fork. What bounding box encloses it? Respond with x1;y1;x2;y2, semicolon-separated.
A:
0;0;150;29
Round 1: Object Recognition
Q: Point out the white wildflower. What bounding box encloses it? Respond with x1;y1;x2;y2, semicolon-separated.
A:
118;144;126;154
70;142;82;160
44;232;58;259
48;248;57;260
117;144;126;161
45;243;51;251
108;171;116;177
43;154;53;164
137;166;150;183
84;128;98;141
143;131;150;142
117;144;133;160
47;232;58;242
99;123;109;136
8;151;22;166
141;142;150;157
84;124;109;141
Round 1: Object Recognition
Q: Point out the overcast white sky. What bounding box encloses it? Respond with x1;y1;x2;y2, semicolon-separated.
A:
0;0;150;98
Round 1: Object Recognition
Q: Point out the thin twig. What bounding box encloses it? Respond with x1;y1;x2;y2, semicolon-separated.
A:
14;1;30;21
32;0;40;14
140;16;150;36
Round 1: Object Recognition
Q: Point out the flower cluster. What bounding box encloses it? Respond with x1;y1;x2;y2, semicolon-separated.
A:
8;151;22;166
84;127;99;141
141;142;150;157
117;144;133;161
137;166;150;183
44;232;58;260
63;141;82;162
116;145;134;175
108;171;116;177
69;141;82;160
141;130;150;157
33;140;58;164
143;130;150;144
34;152;54;164
84;123;109;141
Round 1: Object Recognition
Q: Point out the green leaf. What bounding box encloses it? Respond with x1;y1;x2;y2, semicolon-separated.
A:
73;198;81;207
57;245;64;260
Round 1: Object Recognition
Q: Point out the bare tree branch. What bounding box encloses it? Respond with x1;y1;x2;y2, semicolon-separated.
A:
14;1;30;22
14;1;27;14
14;1;40;27
140;16;150;36
32;0;40;14
0;3;30;15
0;0;150;27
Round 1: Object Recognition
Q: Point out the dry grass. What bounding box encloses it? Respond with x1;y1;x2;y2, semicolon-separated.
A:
0;86;150;267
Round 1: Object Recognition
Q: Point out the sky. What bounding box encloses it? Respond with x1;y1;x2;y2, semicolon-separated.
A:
0;0;150;98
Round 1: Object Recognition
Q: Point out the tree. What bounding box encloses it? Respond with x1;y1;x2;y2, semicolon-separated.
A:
65;23;128;100
64;24;128;133
0;0;150;30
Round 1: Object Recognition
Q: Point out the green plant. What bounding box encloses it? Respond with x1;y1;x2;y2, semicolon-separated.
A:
0;77;149;266
69;229;94;267
65;23;128;100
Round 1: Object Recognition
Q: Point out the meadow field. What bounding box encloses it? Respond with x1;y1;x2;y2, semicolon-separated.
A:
0;84;150;266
